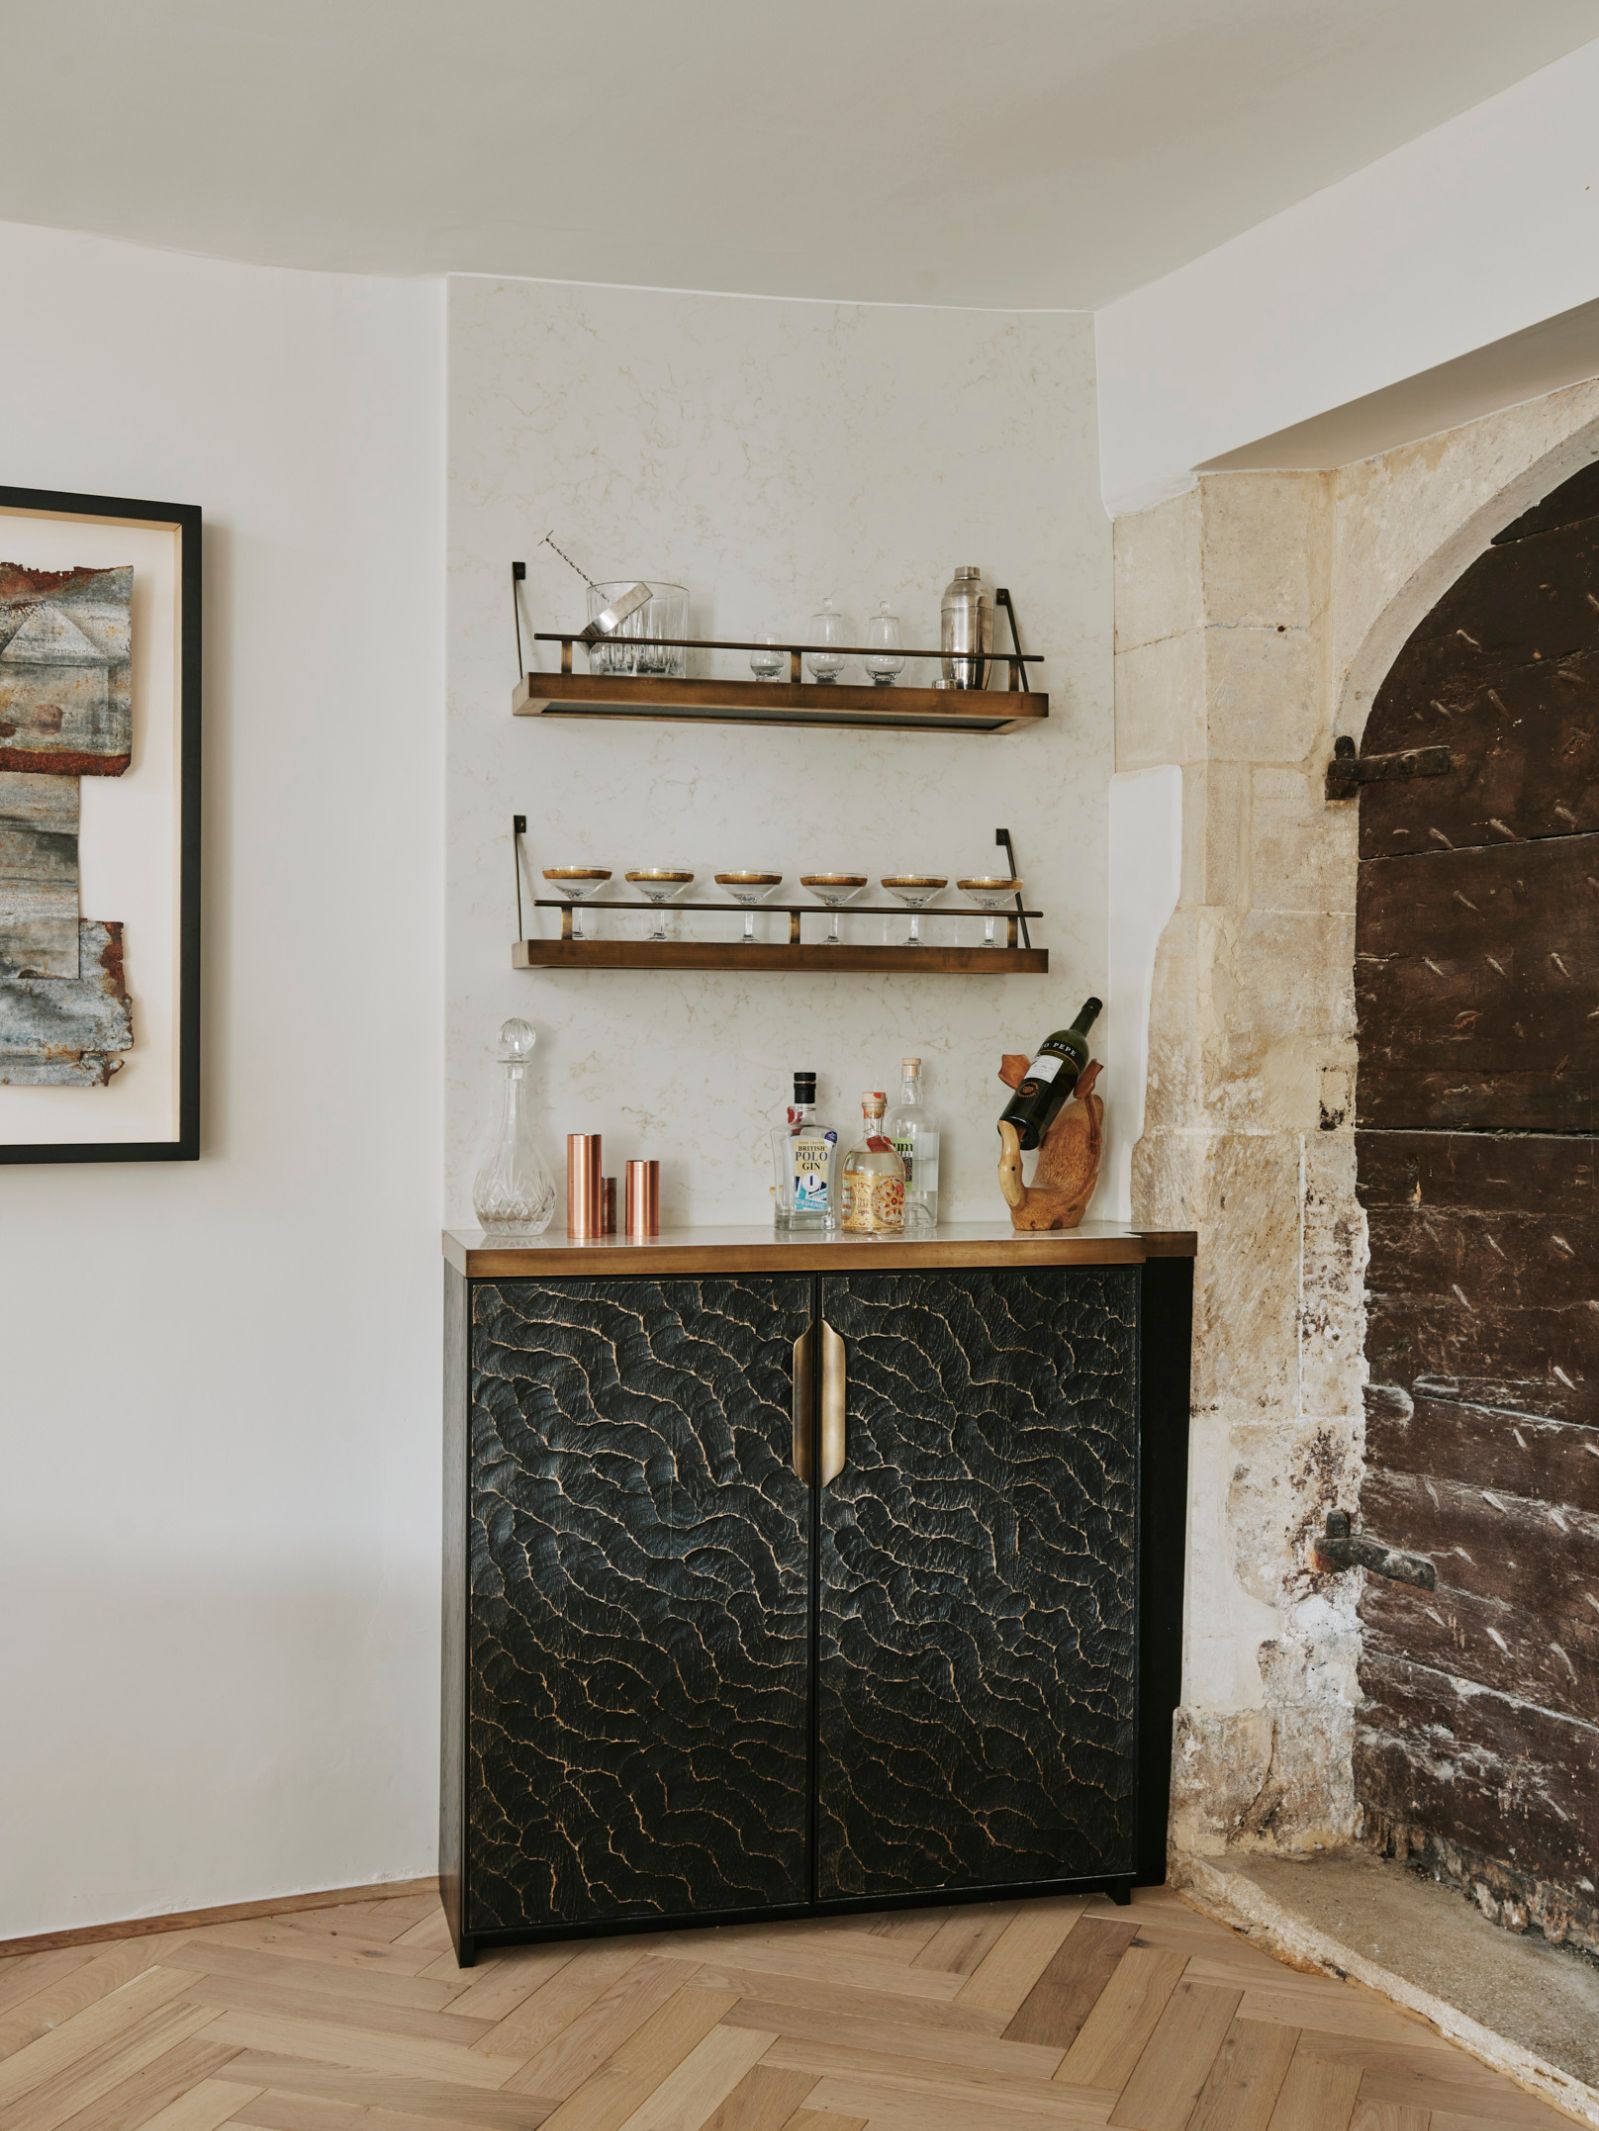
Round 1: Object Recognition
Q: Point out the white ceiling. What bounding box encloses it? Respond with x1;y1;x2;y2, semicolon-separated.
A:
5;1;1596;308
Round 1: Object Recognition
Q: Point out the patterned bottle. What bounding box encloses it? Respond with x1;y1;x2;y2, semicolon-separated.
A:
841;1092;906;1235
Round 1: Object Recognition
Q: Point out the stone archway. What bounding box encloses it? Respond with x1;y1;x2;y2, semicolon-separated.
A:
1113;382;1599;1864
1351;457;1599;1954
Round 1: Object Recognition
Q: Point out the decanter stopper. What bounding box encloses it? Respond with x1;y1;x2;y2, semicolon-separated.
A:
472;1018;556;1235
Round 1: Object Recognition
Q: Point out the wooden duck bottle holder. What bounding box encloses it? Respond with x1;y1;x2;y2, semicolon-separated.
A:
996;1057;1103;1231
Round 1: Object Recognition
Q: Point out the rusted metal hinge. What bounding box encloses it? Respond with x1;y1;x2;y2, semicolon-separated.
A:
1313;1510;1436;1588
1325;734;1451;802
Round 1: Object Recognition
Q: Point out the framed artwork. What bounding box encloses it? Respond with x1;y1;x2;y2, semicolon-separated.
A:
0;485;200;1162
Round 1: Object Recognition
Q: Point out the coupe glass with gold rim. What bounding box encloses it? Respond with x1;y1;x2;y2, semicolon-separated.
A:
958;874;1023;949
543;865;611;941
881;875;948;947
715;871;785;942
800;873;868;946
626;868;696;941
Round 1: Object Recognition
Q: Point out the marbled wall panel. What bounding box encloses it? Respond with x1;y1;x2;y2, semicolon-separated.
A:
446;279;1110;1220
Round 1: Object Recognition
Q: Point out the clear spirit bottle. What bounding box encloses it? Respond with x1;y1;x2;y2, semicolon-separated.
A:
886;1056;941;1228
841;1092;907;1235
771;1070;839;1230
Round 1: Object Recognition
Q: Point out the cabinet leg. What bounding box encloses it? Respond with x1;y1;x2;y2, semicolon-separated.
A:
1107;1878;1134;1907
453;1934;479;1968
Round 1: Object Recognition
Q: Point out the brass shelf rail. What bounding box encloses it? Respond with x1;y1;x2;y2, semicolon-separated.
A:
510;571;1046;733
509;816;1047;977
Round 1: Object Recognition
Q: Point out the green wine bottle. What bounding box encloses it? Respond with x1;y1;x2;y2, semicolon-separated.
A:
998;997;1103;1151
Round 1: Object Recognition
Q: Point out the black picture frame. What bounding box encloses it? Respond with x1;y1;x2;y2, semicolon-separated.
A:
0;484;201;1163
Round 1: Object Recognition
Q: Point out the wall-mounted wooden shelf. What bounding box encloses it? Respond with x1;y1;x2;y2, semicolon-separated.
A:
512;672;1047;734
513;939;1048;975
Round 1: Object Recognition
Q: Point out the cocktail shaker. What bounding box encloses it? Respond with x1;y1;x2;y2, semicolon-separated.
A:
940;565;993;689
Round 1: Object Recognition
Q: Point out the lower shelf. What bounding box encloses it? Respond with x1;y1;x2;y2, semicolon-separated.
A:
513;940;1049;974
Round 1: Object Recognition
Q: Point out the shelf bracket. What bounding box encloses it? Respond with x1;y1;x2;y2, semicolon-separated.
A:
511;561;527;679
995;827;1031;950
995;588;1030;693
512;814;526;941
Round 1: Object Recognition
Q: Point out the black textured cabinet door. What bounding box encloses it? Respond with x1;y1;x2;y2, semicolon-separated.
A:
466;1275;813;1932
815;1268;1139;1899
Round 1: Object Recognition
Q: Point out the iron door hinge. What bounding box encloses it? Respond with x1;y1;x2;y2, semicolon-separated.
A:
1325;734;1451;802
1314;1510;1436;1588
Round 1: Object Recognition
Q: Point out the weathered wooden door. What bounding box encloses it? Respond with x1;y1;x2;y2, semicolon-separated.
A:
1353;459;1599;1951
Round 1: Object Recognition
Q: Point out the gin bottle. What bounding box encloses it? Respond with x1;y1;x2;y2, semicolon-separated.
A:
886;1056;940;1228
771;1070;839;1230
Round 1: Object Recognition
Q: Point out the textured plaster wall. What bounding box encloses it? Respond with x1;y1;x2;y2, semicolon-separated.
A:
445;278;1111;1223
0;221;444;1936
1119;379;1599;1856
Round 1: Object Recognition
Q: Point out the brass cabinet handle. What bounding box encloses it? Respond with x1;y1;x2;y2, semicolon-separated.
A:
820;1320;846;1485
791;1326;814;1483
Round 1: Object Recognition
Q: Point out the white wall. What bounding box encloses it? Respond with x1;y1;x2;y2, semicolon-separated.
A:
0;222;443;1936
1096;39;1599;511
445;279;1112;1224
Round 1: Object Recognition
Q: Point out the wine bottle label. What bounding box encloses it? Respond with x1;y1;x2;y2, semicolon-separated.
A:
1024;1053;1062;1084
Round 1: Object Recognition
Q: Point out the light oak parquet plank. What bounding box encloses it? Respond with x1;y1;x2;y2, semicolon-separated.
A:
429;1945;578;2018
1286;2034;1570;2127
1053;1946;1187;2096
1005;1917;1140;2050
1350;2104;1431;2131
0;1967;197;2112
180;1922;441;1980
197;2009;526;2091
472;1944;646;2062
911;1904;1020;1975
1106;1978;1241;2131
173;1968;500;2047
1235;1984;1451;2051
10;2000;221;2131
761;2036;1110;2120
1268;2039;1364;2131
536;1987;738;2131
780;2113;868;2131
0;1949;99;2021
501;1957;688;2103
1356;2062;1574;2128
161;1938;473;2015
688;1965;1003;2034
220;2054;552;2127
1185;2016;1300;2131
653;1934;962;2001
697;2063;816;2131
132;2076;268;2131
804;2066;1111;2129
611;2020;773;2130
955;1900;1087;2019
50;2037;238;2131
0;1943;184;2059
721;1995;1066;2082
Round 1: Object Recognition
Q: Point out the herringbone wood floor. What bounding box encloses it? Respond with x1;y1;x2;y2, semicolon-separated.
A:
0;1884;1576;2131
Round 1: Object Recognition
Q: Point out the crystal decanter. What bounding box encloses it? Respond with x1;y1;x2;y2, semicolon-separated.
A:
472;1018;556;1234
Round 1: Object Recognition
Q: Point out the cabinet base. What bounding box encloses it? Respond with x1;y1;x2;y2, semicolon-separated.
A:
448;1866;1151;1968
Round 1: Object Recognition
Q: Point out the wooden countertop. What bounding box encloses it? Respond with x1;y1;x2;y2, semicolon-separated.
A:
443;1221;1196;1277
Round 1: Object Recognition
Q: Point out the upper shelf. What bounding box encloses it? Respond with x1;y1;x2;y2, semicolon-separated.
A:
512;671;1047;734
